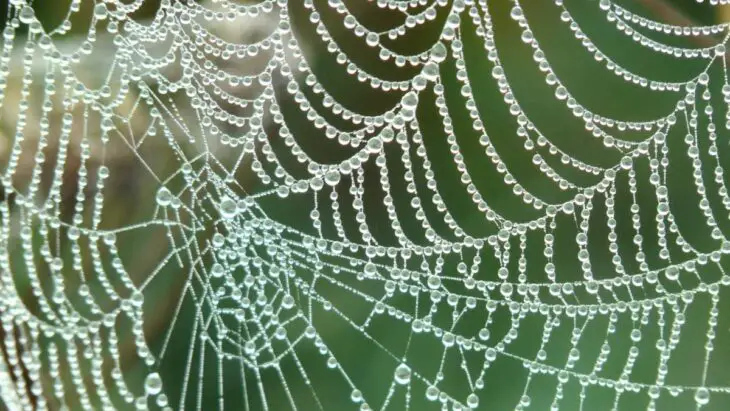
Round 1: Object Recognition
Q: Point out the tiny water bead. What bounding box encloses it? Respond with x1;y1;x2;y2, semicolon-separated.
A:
402;92;418;110
324;170;341;186
394;364;411;385
430;42;448;63
155;187;174;207
695;388;710;406
19;6;35;24
466;393;479;409
219;196;238;219
210;263;225;278
145;373;163;396
93;3;108;20
426;386;439;402
422;62;439;81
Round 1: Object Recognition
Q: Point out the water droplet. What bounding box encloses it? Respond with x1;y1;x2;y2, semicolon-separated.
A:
423;62;439;81
310;177;324;191
467;393;479;408
94;3;108;20
156;188;173;207
276;186;290;198
620;156;633;170
211;263;225;278
695;387;710;405
478;328;490;341
282;295;295;309
365;32;379;47
657;203;669;216
212;233;225;248
402;92;418;110
394;364;411;385
366;138;383;154
324;170;341;186
665;266;679;281
19;6;35;25
145;372;163;396
427;275;441;289
426;386;439;401
220;197;238;219
431;42;448;63
555;86;568;100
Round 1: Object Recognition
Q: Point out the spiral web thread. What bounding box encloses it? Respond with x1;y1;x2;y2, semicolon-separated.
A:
3;0;730;410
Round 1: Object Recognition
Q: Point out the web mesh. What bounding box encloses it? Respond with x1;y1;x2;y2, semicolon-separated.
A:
2;0;730;410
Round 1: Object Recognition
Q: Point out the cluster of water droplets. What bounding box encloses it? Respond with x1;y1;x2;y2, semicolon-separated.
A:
3;0;730;410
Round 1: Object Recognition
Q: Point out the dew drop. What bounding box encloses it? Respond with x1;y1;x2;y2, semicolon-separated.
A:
365;32;379;47
94;3;108;20
402;92;418;110
219;197;238;219
426;386;439;401
324;170;341;186
427;275;441;289
145;372;163;396
467;393;479;408
211;263;225;278
156;187;173;207
423;62;439;81
394;363;411;385
620;156;633;170
276;185;290;198
367;138;383;154
212;233;225;248
310;177;324;191
19;6;35;25
695;387;710;405
430;42;448;63
665;266;679;281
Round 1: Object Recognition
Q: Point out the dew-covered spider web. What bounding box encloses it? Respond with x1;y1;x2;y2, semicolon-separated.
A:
4;0;730;410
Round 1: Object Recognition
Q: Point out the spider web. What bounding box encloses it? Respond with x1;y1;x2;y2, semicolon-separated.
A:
2;0;730;410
